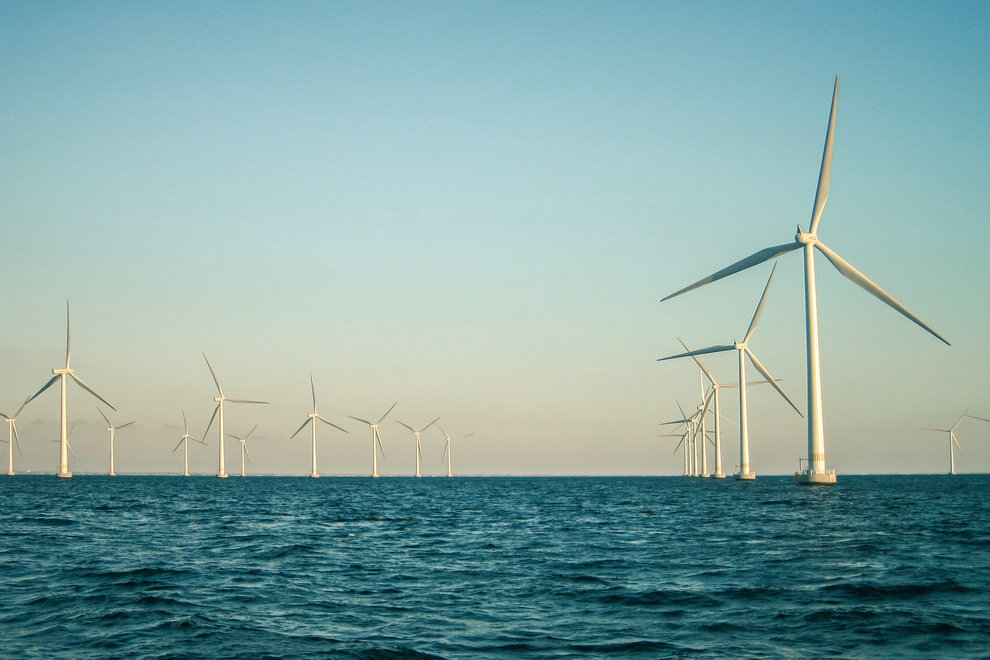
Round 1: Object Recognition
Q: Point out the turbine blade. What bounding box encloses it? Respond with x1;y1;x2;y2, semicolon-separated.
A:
203;404;220;439
316;416;348;433
376;402;398;425
227;399;269;405
244;442;252;463
65;300;71;369
376;431;386;459
396;420;416;433
743;262;777;343
672;434;686;454
809;76;838;236
203;353;224;396
244;425;258;440
744;348;803;417
441;440;449;463
459;433;475;439
13;424;21;454
118;421;135;430
677;338;717;385
952;435;964;454
921;427;947;433
966;414;990;424
348;415;372;426
675;400;687;420
182;410;189;433
658;345;735;362
951;410;969;431
309;373;316;410
420;417;440;433
290;418;312;439
97;407;112;427
173;437;185;453
814;240;950;346
661;242;801;302
22;375;60;409
70;373;116;411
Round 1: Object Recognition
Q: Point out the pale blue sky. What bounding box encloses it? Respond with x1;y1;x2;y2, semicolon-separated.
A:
1;1;988;475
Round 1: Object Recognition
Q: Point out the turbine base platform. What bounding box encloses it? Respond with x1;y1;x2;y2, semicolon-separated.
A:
310;473;320;478
795;470;837;485
713;473;726;479
217;472;228;479
7;471;14;476
56;472;72;479
735;473;756;481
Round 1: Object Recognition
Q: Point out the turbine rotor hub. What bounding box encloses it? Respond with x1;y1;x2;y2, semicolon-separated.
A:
796;231;817;245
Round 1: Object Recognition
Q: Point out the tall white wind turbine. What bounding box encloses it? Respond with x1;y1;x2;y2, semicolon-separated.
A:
922;411;976;475
1;411;21;476
659;264;803;480
20;302;115;478
349;403;396;478
202;353;268;479
437;424;473;478
396;417;439;477
172;410;204;477
98;408;134;477
661;78;949;484
226;424;258;477
290;374;348;478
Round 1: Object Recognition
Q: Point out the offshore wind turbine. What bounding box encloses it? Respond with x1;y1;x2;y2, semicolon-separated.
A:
20;302;115;478
349;403;396;477
98;408;134;477
202;353;268;479
659;264;803;480
661;78;949;485
396;417;439;477
290;374;348;478
437;424;473;477
922;411;984;475
172;411;204;477
2;411;21;476
226;425;258;477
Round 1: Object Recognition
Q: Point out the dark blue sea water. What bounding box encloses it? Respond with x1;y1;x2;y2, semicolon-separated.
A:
1;475;989;658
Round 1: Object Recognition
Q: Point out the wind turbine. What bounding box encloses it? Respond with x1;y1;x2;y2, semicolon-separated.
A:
202;353;268;479
98;408;134;477
1;411;21;476
660;400;707;477
922;411;978;475
172;410;205;477
396;417;439;477
226;425;258;477
20;302;115;478
661;78;949;485
437;424;474;477
659;264;803;480
290;374;348;478
349;403;396;477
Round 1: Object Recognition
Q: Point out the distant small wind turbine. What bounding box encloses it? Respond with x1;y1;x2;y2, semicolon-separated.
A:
437;424;473;477
396;417;439;477
1;411;22;476
172;410;204;477
349;402;396;477
20;302;115;478
659;264;803;480
226;425;258;477
661;78;949;485
202;353;268;479
923;411;976;475
290;374;348;478
98;408;134;477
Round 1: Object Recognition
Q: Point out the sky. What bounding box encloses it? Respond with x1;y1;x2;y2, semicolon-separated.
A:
1;1;989;477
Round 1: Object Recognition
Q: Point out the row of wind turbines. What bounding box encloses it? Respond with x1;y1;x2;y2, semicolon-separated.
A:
654;77;984;482
3;305;473;478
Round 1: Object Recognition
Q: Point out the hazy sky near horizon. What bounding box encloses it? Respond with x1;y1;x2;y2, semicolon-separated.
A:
2;1;989;476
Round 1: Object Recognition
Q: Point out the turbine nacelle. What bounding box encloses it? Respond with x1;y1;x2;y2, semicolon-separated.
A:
795;230;817;245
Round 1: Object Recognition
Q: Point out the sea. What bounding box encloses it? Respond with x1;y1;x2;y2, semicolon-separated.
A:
1;474;988;659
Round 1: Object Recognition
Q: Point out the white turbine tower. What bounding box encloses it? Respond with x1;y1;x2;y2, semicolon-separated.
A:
290;374;348;478
20;302;115;478
659;264;803;480
98;408;134;477
396;417;439;477
660;78;949;485
1;411;21;476
172;410;204;477
349;403;396;478
437;424;473;478
226;425;258;477
202;353;268;479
